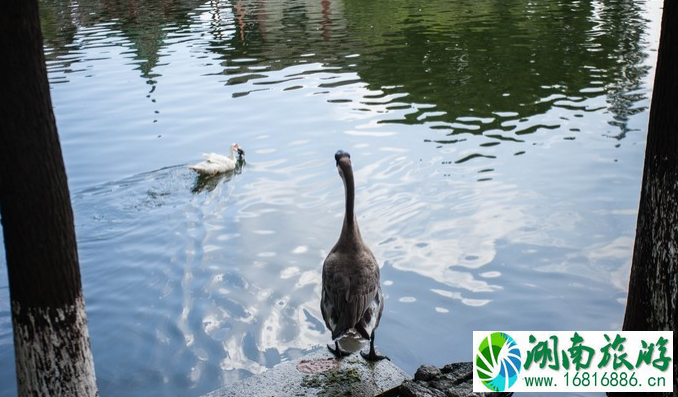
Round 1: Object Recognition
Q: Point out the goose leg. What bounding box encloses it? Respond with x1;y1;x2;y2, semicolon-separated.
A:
327;342;351;358
361;331;389;361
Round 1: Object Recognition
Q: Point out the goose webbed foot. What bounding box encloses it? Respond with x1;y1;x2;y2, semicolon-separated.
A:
327;342;351;358
361;335;389;361
361;349;390;361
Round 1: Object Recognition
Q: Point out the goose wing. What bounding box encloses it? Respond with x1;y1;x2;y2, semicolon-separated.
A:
188;161;228;175
321;250;380;340
201;152;233;164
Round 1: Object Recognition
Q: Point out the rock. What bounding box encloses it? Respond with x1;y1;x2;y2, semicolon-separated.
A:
400;379;447;397
200;349;407;397
440;362;474;385
414;365;442;382
198;352;511;397
400;362;512;397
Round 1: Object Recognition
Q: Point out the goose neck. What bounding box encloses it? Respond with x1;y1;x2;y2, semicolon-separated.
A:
338;158;360;244
345;180;355;222
340;162;355;222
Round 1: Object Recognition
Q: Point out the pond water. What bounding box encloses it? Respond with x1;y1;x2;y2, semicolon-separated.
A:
0;0;664;396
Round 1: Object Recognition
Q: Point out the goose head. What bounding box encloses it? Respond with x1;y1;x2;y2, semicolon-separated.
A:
233;143;245;161
335;150;350;164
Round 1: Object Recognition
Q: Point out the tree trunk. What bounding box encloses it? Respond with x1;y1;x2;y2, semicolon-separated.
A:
620;0;677;396
0;0;99;396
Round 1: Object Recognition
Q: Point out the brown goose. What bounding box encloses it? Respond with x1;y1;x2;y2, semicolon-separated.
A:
321;150;387;361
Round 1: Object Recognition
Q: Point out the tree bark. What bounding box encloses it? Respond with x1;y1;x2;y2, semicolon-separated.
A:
0;0;99;396
620;0;677;396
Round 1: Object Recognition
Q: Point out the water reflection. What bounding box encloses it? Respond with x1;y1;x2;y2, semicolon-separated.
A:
42;0;653;173
41;0;652;148
0;0;661;396
192;172;234;193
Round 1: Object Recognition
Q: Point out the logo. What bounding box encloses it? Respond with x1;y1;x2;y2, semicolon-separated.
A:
475;332;522;392
473;331;673;393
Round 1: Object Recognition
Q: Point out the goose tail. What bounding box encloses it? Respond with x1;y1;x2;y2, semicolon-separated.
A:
334;329;368;353
189;162;219;175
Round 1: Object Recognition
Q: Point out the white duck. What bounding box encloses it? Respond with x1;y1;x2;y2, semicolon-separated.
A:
189;143;245;176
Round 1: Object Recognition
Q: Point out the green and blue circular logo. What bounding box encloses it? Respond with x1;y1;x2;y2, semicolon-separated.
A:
475;332;522;392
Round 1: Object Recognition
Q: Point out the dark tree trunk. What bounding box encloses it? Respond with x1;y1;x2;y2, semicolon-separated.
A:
0;0;98;395
619;0;677;396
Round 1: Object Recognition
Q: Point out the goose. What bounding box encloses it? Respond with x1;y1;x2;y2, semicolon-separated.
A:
189;143;245;175
321;150;387;361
